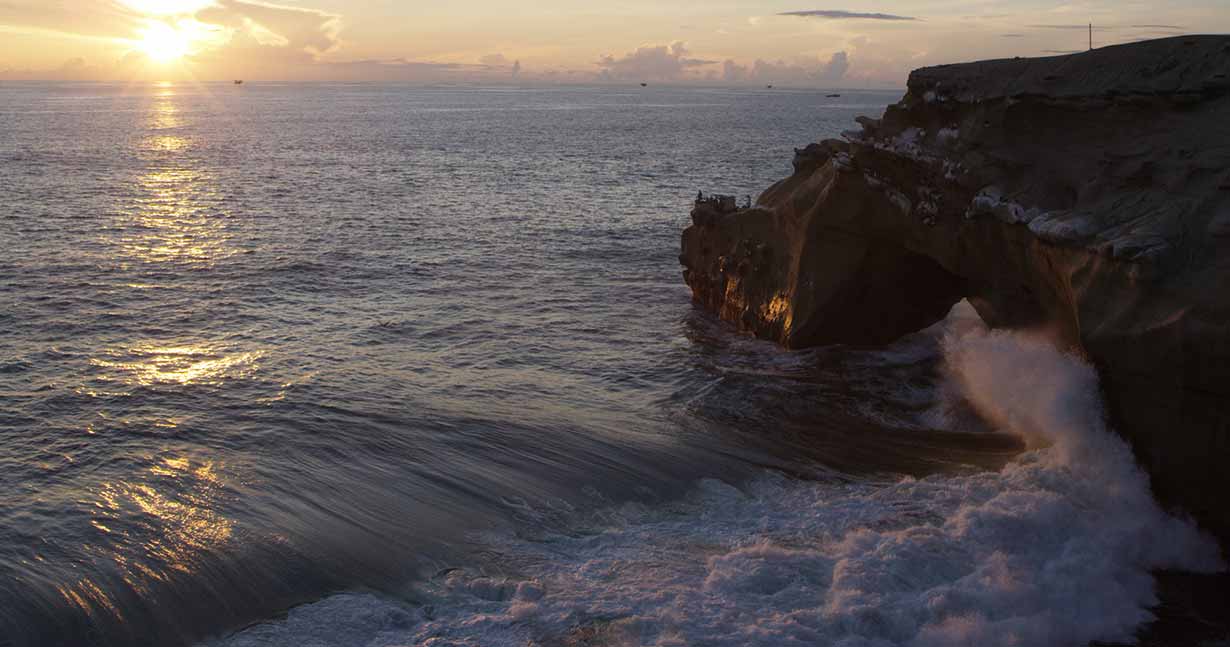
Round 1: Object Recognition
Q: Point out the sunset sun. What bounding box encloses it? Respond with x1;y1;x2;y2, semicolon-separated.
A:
136;22;190;63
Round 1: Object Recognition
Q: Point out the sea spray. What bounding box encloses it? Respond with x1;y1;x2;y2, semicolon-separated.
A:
210;311;1225;647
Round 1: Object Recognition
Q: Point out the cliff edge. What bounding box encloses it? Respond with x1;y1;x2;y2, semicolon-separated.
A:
680;36;1230;542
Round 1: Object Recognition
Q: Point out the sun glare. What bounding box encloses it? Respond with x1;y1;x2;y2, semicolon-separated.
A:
120;0;214;15
137;22;190;63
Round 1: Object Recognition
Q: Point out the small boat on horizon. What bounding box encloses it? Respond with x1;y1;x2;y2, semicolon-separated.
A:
234;80;244;85
640;82;648;87
766;84;774;89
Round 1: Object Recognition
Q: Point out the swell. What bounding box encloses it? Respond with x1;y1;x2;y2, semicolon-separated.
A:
207;304;1224;646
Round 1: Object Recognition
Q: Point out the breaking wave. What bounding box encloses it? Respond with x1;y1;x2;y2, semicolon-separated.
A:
208;306;1224;647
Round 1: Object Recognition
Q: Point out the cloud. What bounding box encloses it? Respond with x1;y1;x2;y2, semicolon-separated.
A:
479;53;521;76
724;51;849;85
315;58;475;80
0;0;136;40
1001;33;1025;38
596;41;715;81
58;56;87;71
822;51;849;78
0;54;106;80
722;59;747;82
779;10;917;21
835;34;930;85
1130;24;1185;30
196;0;340;55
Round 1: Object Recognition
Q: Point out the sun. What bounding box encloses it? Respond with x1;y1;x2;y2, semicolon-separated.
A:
120;0;214;15
136;22;190;63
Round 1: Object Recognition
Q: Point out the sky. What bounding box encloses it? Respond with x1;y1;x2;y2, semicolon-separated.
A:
0;1;1227;86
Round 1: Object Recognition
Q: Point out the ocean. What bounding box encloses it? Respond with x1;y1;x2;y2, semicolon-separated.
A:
0;82;1222;647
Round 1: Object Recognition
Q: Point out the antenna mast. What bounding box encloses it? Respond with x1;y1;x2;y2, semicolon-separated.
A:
1089;23;1093;50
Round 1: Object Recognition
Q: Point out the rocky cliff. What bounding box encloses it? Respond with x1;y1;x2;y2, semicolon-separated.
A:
680;36;1230;542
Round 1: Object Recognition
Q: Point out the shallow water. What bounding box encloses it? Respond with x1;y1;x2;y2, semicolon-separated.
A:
0;83;1220;647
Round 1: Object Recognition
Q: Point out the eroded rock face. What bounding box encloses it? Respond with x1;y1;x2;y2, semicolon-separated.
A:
680;36;1230;542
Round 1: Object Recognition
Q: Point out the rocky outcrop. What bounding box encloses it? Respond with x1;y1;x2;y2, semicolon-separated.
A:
680;36;1230;542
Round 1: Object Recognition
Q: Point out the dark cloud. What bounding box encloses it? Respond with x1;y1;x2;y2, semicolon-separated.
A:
596;42;715;81
1130;24;1185;30
779;10;917;21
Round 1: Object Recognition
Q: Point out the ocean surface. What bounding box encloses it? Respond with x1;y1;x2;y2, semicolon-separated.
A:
0;82;1223;647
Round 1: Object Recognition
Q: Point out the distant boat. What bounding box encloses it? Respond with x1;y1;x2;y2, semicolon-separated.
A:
640;82;648;87
826;93;841;97
234;80;244;85
766;84;774;89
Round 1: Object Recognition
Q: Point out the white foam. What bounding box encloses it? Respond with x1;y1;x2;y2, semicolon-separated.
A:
208;307;1224;647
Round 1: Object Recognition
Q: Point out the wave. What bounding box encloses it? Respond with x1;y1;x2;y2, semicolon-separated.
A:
206;306;1224;647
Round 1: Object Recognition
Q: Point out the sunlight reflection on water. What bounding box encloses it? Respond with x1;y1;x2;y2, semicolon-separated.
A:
53;89;248;628
90;344;263;387
116;90;231;268
51;453;236;634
